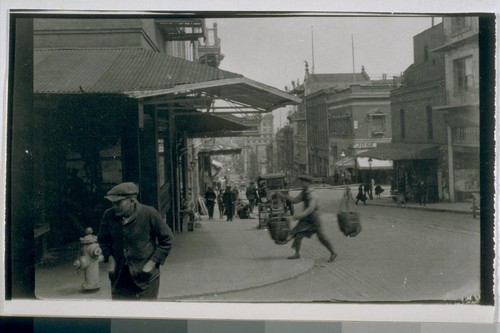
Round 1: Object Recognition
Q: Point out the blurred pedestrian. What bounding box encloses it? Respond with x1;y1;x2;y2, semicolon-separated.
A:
217;188;224;219
340;186;356;211
204;187;216;219
374;184;384;199
245;181;258;212
355;184;367;205
417;180;428;206
278;175;337;263
98;182;173;300
222;186;234;221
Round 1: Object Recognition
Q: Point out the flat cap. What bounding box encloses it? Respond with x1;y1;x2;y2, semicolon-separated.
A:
298;175;313;182
105;182;139;202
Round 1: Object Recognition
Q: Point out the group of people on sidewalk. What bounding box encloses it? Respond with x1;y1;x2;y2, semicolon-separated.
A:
354;179;385;205
204;184;255;221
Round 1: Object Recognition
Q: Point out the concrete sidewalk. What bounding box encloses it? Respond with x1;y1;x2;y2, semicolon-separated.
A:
35;214;315;301
364;195;473;215
319;183;474;215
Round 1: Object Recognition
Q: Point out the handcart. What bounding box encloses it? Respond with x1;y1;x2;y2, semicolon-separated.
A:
256;173;288;230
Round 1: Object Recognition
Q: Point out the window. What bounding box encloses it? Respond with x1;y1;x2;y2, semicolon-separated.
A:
424;46;429;62
426;106;433;140
452;127;479;145
453;56;474;93
400;109;406;139
371;115;386;134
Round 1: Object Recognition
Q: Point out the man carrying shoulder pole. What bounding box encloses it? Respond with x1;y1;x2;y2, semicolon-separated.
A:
277;175;337;263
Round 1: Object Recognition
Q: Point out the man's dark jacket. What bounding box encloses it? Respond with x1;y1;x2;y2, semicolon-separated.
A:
98;202;173;290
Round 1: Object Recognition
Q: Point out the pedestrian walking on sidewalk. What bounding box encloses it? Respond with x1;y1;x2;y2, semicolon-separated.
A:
417;180;428;206
277;175;337;263
245;181;258;213
97;182;173;300
204;187;216;219
222;186;234;221
355;184;367;205
217;188;224;219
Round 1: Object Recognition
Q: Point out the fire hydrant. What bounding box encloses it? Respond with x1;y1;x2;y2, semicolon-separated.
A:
74;227;104;291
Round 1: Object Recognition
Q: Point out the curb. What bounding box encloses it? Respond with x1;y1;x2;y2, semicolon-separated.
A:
365;200;472;215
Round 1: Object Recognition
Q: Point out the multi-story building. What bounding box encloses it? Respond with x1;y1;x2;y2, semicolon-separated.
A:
287;84;308;177
34;18;206;59
275;125;294;178
304;64;371;177
328;84;394;184
433;16;480;203
233;113;275;181
378;22;448;202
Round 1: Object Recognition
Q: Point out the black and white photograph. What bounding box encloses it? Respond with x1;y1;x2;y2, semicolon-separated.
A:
2;3;497;324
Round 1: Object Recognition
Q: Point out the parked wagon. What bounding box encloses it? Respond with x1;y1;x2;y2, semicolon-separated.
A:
256;173;288;230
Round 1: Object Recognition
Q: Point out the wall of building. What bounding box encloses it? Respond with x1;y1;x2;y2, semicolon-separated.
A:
34;18;162;51
413;23;444;65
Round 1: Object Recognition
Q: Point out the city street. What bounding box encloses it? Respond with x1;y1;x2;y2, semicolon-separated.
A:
181;186;480;303
35;186;480;304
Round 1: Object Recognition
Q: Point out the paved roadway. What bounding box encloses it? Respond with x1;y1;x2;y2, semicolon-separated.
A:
181;187;480;303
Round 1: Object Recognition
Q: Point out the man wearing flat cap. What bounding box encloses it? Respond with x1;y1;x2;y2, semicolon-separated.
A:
98;182;173;300
277;175;337;263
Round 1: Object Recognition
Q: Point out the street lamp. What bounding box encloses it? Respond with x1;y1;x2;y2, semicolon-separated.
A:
368;157;373;179
340;151;346;185
368;157;373;199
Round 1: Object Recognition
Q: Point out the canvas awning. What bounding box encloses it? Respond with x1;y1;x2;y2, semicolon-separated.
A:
334;156;355;168
356;157;393;170
356;143;439;160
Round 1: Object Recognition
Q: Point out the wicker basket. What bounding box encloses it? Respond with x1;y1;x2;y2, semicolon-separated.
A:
268;217;290;245
337;212;361;237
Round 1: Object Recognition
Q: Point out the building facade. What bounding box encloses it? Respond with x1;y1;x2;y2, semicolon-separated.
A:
387;22;448;203
433;16;480;203
304;65;371;178
327;84;393;184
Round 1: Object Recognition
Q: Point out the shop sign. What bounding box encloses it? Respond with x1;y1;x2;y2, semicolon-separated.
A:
352;142;377;149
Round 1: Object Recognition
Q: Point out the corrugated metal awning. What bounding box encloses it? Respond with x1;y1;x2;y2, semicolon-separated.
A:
131;77;302;112
34;48;300;112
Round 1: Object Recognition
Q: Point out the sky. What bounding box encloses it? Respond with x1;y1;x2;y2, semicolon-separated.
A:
206;15;443;130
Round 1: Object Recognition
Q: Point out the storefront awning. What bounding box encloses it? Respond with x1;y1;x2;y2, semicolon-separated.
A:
356;157;393;170
198;146;242;156
132;77;302;112
334;156;355;168
175;112;257;138
34;48;300;113
356;143;439;160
